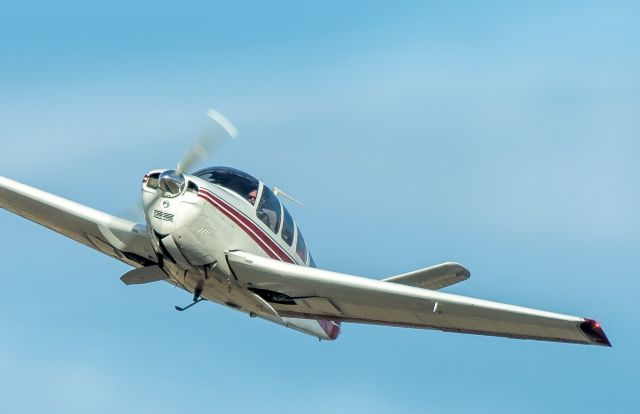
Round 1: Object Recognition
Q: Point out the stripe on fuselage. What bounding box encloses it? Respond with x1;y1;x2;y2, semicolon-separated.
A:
197;187;340;339
197;188;295;263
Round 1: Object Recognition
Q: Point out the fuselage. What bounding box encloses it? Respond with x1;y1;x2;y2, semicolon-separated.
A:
142;166;340;340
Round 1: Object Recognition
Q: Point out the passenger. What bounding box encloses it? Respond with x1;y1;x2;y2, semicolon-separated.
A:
247;189;257;204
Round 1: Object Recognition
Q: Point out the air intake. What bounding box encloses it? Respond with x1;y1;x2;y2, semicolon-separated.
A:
153;210;174;222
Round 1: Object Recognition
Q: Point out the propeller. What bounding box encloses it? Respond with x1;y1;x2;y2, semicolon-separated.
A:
176;109;238;175
157;108;238;196
127;108;239;222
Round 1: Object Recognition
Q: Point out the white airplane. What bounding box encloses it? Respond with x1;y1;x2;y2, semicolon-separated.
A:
0;110;611;347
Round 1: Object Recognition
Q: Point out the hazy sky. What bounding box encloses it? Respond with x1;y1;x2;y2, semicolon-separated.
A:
0;1;638;413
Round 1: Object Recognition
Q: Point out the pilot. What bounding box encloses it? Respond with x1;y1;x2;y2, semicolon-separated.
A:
247;189;258;204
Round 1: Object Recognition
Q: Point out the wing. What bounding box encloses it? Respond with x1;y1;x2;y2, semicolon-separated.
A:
0;176;157;268
382;262;470;290
226;251;611;346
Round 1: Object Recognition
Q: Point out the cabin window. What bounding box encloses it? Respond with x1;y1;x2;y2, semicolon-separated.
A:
194;167;259;205
257;186;282;233
296;227;308;263
281;206;295;246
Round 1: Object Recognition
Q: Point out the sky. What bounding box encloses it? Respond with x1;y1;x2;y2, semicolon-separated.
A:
0;1;638;413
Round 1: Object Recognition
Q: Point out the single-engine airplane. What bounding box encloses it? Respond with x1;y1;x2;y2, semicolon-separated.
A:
0;110;611;346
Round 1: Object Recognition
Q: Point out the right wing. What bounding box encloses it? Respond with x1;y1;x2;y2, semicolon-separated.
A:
0;176;157;268
226;251;611;347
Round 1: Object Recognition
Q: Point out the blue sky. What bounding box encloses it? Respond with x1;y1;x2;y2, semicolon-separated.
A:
0;1;638;413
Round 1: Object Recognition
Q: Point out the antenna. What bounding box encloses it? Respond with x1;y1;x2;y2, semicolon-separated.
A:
273;186;307;208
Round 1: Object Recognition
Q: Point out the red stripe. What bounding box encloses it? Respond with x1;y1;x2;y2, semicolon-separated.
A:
198;192;280;260
197;190;294;263
199;192;287;261
199;188;294;263
198;188;340;338
198;192;279;260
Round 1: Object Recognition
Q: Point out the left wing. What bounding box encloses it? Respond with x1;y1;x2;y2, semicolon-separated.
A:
0;176;157;268
226;251;611;346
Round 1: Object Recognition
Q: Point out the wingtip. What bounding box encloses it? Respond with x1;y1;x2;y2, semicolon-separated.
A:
317;320;341;340
457;267;471;281
580;319;612;347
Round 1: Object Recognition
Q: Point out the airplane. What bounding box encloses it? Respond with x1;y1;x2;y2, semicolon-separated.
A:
0;110;611;347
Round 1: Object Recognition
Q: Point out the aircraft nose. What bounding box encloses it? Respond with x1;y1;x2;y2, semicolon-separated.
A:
142;171;201;236
143;182;207;270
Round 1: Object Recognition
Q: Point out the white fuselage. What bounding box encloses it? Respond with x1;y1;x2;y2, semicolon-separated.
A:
142;170;339;340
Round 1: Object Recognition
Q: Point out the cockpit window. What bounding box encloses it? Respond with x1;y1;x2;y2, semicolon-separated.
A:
281;206;295;246
257;186;282;233
295;226;308;263
194;167;259;205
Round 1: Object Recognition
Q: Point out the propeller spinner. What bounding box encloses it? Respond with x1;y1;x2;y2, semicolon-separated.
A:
158;169;185;196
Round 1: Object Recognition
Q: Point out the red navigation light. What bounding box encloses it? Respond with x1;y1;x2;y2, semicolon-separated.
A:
579;319;611;347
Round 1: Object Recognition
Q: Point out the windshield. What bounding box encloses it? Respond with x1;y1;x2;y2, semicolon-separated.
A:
194;167;259;204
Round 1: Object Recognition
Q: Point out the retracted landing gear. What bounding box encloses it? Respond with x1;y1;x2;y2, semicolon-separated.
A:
175;285;205;312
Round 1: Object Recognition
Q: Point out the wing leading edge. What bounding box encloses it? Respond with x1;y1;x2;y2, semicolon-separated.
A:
226;251;611;346
0;176;156;268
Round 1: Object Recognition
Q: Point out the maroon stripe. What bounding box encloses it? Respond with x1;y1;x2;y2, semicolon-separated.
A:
197;192;281;261
200;188;292;262
199;188;294;263
198;190;286;261
198;188;341;338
